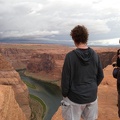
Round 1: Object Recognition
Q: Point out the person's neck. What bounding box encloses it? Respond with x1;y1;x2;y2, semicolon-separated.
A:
76;43;88;49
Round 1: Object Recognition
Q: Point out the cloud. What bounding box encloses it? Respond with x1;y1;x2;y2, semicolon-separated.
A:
0;0;120;45
88;38;120;46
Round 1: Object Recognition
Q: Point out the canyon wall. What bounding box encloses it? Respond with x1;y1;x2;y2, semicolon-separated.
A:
25;50;117;84
26;53;65;82
0;44;119;120
0;47;35;69
0;44;118;84
0;53;31;120
0;44;71;70
98;51;117;68
0;85;27;120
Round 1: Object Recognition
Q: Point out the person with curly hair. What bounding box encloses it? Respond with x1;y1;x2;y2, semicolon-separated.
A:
61;25;104;120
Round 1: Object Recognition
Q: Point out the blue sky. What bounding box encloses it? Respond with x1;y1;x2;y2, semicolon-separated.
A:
0;0;120;46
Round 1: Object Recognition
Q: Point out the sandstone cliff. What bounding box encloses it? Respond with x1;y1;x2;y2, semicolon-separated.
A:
26;53;65;82
0;47;35;69
0;44;119;120
0;85;27;120
0;44;70;70
98;51;117;68
25;47;117;84
0;54;31;120
0;44;118;85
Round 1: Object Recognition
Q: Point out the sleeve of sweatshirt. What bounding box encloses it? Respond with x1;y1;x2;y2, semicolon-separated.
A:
97;56;104;86
61;54;71;97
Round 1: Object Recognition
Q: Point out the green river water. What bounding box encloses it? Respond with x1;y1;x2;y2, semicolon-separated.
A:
18;70;62;120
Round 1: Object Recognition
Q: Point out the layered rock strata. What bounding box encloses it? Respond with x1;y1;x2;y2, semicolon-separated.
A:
0;44;119;120
26;53;65;82
26;50;117;83
0;85;27;120
0;44;118;82
0;54;31;119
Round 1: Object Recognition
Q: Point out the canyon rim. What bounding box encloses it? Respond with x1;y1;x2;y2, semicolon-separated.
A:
0;43;119;120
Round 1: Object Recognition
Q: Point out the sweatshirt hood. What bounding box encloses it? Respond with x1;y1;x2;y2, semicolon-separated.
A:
73;47;94;65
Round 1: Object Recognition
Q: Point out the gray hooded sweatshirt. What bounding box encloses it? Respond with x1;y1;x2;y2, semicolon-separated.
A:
61;47;104;104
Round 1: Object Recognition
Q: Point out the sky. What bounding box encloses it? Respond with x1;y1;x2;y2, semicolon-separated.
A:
0;0;120;46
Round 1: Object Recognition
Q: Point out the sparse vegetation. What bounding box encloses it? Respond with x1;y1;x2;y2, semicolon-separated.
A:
30;94;47;120
22;80;36;89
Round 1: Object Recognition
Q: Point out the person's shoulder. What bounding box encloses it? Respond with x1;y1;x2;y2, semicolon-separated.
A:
66;50;75;56
89;47;97;54
88;47;95;51
88;47;99;59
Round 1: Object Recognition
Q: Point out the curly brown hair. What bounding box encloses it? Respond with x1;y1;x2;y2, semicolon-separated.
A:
70;25;89;44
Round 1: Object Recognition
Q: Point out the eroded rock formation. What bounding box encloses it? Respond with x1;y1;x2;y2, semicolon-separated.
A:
27;53;55;73
98;51;117;68
26;50;117;83
0;85;27;120
0;47;34;69
0;44;119;120
0;44;118;83
0;54;31;120
26;53;65;82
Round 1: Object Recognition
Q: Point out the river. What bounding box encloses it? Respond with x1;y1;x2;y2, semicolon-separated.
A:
18;70;62;120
